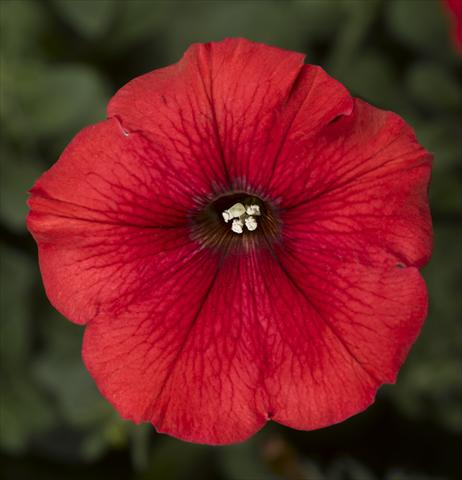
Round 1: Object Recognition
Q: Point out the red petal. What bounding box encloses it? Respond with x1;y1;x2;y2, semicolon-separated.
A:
276;99;432;268
108;39;352;193
27;119;205;324
83;252;272;444
82;243;427;442
261;246;428;430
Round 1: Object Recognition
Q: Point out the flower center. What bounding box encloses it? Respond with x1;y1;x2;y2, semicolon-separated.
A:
222;202;261;234
191;192;280;251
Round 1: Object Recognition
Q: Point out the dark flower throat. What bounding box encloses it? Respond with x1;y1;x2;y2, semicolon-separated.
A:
191;192;280;252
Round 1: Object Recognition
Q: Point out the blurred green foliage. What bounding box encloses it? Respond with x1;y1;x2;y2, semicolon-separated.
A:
0;1;461;479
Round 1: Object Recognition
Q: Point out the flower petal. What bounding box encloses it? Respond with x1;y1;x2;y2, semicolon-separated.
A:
108;38;352;193
27;118;204;324
276;99;432;268
83;252;272;444
82;241;427;441
259;246;428;430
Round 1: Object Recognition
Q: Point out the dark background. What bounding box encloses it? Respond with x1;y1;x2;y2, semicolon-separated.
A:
1;1;461;479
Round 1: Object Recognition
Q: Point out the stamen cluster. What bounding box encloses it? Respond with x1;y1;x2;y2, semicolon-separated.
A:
222;202;261;234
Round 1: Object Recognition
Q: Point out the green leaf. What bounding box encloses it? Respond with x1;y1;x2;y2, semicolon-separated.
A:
33;308;131;461
413;118;462;214
34;312;111;428
80;429;109;462
80;419;128;462
130;424;151;473
0;246;34;364
52;0;117;39
334;49;414;117
140;436;210;480
111;0;175;49
292;0;345;40
414;120;462;172
327;0;382;76
385;0;457;63
39;308;83;358
219;434;271;480
164;1;305;64
430;172;462;214
0;0;48;59
0;247;55;453
0;374;55;453
407;62;462;112
0;145;43;232
1;62;109;142
34;352;113;429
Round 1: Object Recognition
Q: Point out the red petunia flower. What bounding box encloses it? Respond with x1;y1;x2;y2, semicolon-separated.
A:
27;39;432;445
443;0;462;54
